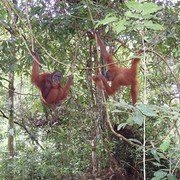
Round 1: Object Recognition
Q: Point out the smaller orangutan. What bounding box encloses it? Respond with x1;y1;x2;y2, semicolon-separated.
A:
88;31;140;105
31;50;73;108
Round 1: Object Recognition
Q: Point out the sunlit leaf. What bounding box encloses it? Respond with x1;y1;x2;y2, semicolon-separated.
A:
125;1;143;13
141;2;162;16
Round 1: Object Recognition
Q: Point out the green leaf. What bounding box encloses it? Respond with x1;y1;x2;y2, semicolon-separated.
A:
144;20;163;30
95;15;118;28
151;148;160;162
142;14;154;20
127;115;133;124
133;23;145;30
113;19;126;33
157;152;166;160
132;109;144;125
154;170;167;179
125;2;143;13
112;101;133;110
151;177;159;180
167;174;177;180
141;2;162;16
125;11;141;19
160;140;170;152
137;104;158;117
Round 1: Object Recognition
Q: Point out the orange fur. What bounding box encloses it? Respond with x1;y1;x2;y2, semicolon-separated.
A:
92;34;140;105
31;51;73;108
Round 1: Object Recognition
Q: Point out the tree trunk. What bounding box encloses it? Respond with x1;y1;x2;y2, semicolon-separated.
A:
7;1;17;178
8;72;15;180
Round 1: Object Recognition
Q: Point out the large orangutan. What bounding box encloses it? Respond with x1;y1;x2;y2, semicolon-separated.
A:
90;32;140;105
31;50;73;108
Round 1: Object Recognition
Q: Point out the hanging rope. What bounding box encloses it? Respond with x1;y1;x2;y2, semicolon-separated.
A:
140;32;147;180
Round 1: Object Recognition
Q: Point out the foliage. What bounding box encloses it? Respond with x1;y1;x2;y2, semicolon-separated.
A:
110;100;179;178
0;0;179;179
